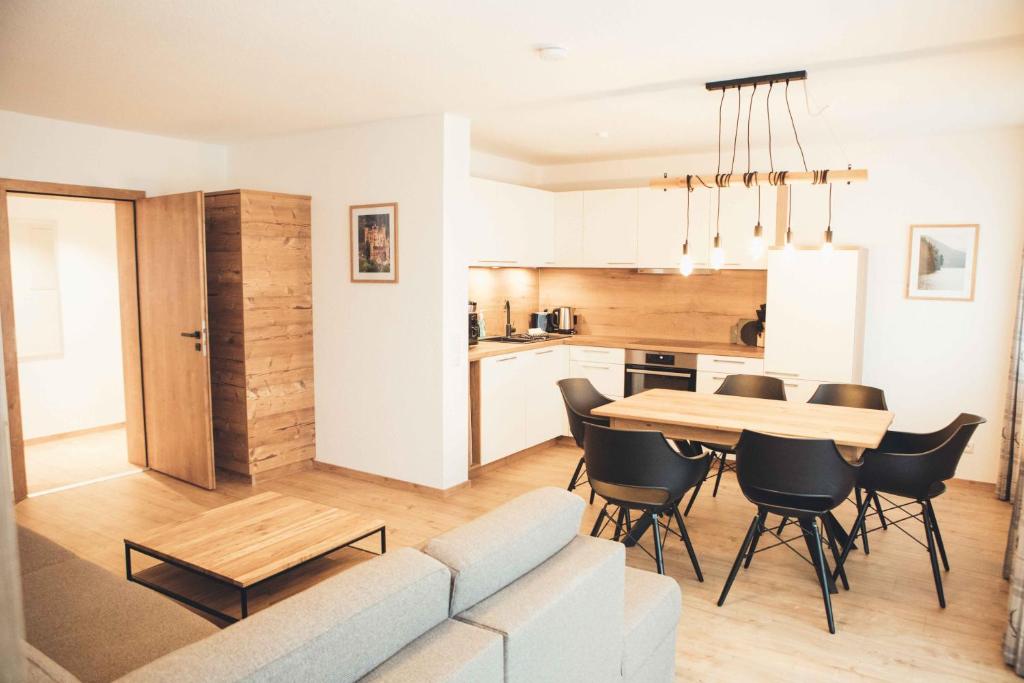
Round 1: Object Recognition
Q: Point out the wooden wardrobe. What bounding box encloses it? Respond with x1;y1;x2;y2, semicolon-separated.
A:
204;190;315;482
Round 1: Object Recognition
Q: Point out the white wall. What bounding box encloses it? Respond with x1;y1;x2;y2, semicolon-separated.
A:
8;195;126;439
530;126;1024;483
228;114;470;490
0;110;227;194
470;149;543;187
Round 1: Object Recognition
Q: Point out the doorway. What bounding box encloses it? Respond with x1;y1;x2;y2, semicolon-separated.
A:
6;193;144;495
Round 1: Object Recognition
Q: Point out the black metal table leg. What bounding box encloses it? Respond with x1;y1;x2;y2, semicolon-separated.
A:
240;588;249;618
380;527;387;554
124;542;133;581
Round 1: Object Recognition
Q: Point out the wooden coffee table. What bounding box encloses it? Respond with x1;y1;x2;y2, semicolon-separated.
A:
124;492;385;623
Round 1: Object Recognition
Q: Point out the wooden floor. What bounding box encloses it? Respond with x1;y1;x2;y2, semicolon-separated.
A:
14;439;1015;681
25;426;141;494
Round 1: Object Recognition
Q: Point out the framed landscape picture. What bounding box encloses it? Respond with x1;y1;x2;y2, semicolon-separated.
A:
906;224;979;301
350;203;398;283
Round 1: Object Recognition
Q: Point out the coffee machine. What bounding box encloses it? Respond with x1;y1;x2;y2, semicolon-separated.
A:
468;301;481;346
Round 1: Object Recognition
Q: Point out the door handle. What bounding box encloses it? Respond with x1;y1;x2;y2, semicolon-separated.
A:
180;330;201;339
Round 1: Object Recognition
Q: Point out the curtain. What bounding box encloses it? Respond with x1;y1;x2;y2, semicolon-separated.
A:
1002;248;1024;673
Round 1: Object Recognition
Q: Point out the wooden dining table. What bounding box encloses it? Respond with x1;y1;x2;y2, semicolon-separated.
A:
591;389;895;559
591;388;894;462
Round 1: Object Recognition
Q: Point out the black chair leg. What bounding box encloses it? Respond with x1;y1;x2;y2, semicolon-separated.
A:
612;507;626;542
651;512;665;575
567;457;584;491
776;516;790;535
712;453;727;497
824;522;850;591
718;515;759;607
590;506;607;537
743;509;767;569
922;501;946;608
855;488;870;555
589;488;596;505
806;518;837;634
833;492;872;584
673;506;704;582
873;492;888;529
801;519;837;595
925;500;950;572
683;476;704;517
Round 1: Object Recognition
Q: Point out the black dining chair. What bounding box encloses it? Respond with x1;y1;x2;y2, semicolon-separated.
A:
584;424;708;579
557;378;612;504
778;383;890;550
683;374;786;516
835;413;985;608
717;430;860;634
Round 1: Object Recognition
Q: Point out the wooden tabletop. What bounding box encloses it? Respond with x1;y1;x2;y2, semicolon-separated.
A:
592;389;893;450
125;492;385;587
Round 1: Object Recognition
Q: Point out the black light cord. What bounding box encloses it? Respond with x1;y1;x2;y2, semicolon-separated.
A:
746;84;756;175
730;86;741;175
766;82;774;172
785;80;808;172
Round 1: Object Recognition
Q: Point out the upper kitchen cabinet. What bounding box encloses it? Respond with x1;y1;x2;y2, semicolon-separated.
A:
764;248;866;384
582;188;638;267
711;185;776;270
637;187;713;269
469;177;553;267
553;191;584;266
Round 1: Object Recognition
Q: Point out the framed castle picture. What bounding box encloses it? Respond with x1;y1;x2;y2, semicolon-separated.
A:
350;203;398;283
905;224;979;301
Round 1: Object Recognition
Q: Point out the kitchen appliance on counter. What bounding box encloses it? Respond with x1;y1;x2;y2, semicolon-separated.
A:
624;349;697;396
468;301;480;346
528;310;554;333
550;306;577;335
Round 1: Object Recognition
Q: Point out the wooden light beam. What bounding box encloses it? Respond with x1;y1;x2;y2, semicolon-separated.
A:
650;168;867;190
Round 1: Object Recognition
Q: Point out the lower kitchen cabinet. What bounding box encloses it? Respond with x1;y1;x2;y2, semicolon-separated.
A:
479;346;571;465
777;377;822;403
479;354;527;465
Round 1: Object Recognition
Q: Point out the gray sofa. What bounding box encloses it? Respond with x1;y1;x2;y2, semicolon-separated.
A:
23;487;680;682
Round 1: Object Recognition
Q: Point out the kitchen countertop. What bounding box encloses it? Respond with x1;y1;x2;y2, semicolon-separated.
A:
468;334;764;362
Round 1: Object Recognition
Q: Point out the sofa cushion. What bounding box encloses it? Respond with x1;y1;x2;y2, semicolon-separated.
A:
423;487;585;614
361;618;502;682
23;642;78;683
120;547;451;683
621;567;681;679
21;555;218;682
17;527;76;576
623;632;675;683
457;535;625;683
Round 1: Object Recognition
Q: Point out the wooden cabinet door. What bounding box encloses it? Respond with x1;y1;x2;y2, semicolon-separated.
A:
136;192;215;489
583;189;638;267
553;191;584;266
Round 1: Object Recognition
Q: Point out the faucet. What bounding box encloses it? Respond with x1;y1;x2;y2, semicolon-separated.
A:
504;300;515;337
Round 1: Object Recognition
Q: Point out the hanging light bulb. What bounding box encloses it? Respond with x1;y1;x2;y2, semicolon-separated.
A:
784;227;795;255
750;221;765;259
710;233;725;269
679;241;694;276
822;227;834;253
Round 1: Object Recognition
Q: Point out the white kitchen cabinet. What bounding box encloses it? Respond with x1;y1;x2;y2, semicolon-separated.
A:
553;191;584;266
479;353;526;464
696;354;764;375
764;248;866;383
778;377;822;403
711;185;775;270
569;345;626;365
583;189;638;267
696;370;729;395
469;178;553;267
568;347;625;399
637;187;715;270
524;346;569;445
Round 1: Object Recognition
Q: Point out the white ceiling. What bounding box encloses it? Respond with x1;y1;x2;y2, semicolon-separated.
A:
2;0;1022;164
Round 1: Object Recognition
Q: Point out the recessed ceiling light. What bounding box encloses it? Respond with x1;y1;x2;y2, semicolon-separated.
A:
537;45;569;61
596;131;610;139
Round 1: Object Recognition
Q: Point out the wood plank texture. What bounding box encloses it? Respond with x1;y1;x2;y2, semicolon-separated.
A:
593;388;893;451
14;443;1015;680
468;266;538;335
136;192;216;489
114;200;147;467
126;491;383;587
205;191;314;478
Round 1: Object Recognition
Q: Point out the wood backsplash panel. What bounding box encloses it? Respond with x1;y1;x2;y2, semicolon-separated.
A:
538;269;766;341
468;267;539;335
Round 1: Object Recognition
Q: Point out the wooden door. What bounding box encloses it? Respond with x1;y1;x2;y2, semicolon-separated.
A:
136;192;215;489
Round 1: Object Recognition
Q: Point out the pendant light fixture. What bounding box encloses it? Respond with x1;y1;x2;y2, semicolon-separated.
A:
822;181;834;253
745;84;765;259
784;180;795;255
679;175;694;276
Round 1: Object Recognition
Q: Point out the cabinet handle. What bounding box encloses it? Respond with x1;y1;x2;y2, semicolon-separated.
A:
784;383;799;388
723;262;741;266
606;261;636;265
580;364;610;370
765;370;799;377
478;259;518;264
535;349;554;355
496;356;517;363
711;375;727;381
627;368;692;379
711;358;744;365
582;349;610;354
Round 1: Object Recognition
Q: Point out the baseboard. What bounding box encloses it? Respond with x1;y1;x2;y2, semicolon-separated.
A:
312;460;472;499
469;437;563;480
24;422;126;446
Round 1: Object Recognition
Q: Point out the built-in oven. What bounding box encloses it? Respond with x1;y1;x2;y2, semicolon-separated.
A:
624;349;697;396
